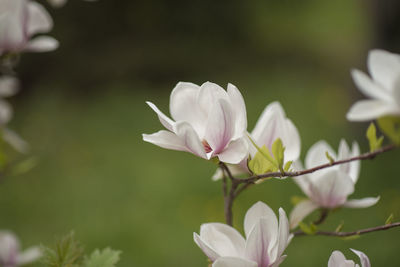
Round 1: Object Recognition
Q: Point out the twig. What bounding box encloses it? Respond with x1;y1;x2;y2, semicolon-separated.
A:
313;209;329;226
293;222;400;237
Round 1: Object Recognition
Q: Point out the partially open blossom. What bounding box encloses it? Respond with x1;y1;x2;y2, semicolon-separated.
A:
143;82;248;164
290;139;379;228
0;0;58;55
347;49;400;121
328;249;371;267
194;201;292;267
212;101;300;180
0;231;41;267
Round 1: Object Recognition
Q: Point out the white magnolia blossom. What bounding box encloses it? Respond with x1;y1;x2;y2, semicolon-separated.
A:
212;101;301;180
143;82;249;164
328;249;371;267
347;49;400;121
0;76;28;152
194;201;292;267
0;231;41;267
0;0;58;55
290;139;379;228
47;0;97;8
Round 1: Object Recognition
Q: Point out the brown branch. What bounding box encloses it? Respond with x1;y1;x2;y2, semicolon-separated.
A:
293;222;400;237
219;162;239;226
313;209;329;226
240;144;396;184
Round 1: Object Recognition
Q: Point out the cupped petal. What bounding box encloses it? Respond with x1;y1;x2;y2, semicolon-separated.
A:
244;201;278;243
346;99;400;121
0;0;26;50
174;121;206;158
17;246;41;265
368;49;400;92
328;251;355;267
0;76;19;97
289;200;319;229
146;101;175;131
217;138;248;164
169;82;205;136
204;99;234;154
197;82;229;117
245;218;274;267
227;83;247;139
283;118;301;162
195;223;246;261
350;249;371;267
26;1;53;36
142;130;187;152
305;140;336;170
343;196;380;208
212;257;258;267
273;208;291;261
25;36;58;52
270;255;287;267
351;69;393;102
194;232;220;262
338;140;360;183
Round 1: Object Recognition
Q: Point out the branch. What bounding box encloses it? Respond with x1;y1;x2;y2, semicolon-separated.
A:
219;162;239;226
293;222;400;237
241;144;396;184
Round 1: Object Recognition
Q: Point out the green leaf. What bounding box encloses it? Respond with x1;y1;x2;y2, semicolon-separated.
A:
325;151;335;164
299;222;317;235
247;135;277;167
271;138;285;170
248;148;276;175
290;196;307;206
385;213;394;225
83;248;121;267
284;161;293;172
366;123;384;152
335;221;344;233
377;116;400;145
340;235;361;241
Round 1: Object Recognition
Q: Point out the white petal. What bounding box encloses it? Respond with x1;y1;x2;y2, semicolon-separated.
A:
351;69;393;102
204;99;234;154
0;0;26;51
305;140;336;170
197;82;229;117
169;82;205;136
194;223;246;260
227;83;247;139
346;99;400;121
217;138;248;164
337;140;360;183
26;1;53;36
274;208;290;260
283;119;301;162
289;200;319;229
0;231;20;264
328;251;355;267
343;196;380;208
142;130;187;152
270;255;287;267
293;174;312;197
17;246;41;265
0;99;12;125
350;249;371;267
3;128;29;153
194;232;220;262
245;218;274;267
146;101;175;131
174;121;206;158
368;49;400;92
0;76;19;97
244;201;278;240
25;36;59;52
212;257;257;267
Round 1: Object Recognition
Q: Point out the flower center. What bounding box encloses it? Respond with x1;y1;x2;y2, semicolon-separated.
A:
202;140;212;153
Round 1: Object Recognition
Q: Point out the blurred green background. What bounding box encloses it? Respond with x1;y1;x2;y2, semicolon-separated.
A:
1;0;400;266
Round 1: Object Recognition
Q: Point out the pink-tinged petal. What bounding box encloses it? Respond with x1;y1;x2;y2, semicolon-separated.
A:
197;82;229;116
328;251;355;267
343;196;380;208
174;121;206;158
0;231;20;265
338;140;360;183
3;128;29;153
351;69;393;102
0;0;26;51
283;119;301;162
308;170;354;209
274;208;290;260
293;174;312;197
142;130;187;152
25;36;58;52
146;101;175;131
169;82;205;136
217;138;248;164
227;83;247;139
0;76;19;97
368;49;400;92
305;140;336;170
17;247;41;265
346;99;400;121
212;257;257;267
270;255;287;267
204;99;234;154
245;218;273;267
244;201;278;240
350;249;371;267
194;223;246;261
26;1;53;36
289;200;319;229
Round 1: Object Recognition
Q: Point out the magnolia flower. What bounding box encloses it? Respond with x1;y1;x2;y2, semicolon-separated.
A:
194;201;292;267
328;249;371;267
212;101;301;180
290;139;379;228
0;0;58;56
347;49;400;121
0;76;28;152
47;0;97;8
0;231;41;267
143;82;248;164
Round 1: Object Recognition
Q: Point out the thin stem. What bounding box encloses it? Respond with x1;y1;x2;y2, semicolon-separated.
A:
219;162;238;226
313;209;329;226
293;222;400;237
